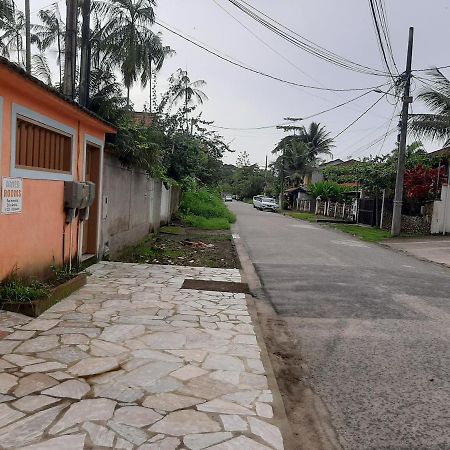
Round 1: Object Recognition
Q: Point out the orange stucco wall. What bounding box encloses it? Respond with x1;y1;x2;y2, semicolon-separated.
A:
0;65;114;280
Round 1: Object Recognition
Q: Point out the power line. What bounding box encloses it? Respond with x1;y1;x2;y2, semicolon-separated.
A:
413;64;450;72
205;88;387;130
225;0;389;77
333;93;388;139
156;20;387;93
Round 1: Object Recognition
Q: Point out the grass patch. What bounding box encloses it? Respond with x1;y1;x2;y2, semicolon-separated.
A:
179;188;236;230
288;212;318;222
160;226;185;235
0;277;50;304
182;215;231;230
329;224;391;242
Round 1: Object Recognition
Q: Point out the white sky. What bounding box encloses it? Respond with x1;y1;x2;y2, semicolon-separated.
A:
21;0;450;166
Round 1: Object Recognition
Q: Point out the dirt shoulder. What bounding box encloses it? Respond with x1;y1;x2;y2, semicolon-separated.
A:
114;224;240;269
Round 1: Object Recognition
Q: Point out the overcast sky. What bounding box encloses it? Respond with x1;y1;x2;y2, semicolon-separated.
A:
23;0;450;166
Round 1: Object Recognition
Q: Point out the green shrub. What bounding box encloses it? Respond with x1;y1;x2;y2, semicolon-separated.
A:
0;278;50;304
182;215;231;230
179;188;236;230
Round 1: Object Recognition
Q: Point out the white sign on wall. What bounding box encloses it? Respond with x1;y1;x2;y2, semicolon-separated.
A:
1;177;23;214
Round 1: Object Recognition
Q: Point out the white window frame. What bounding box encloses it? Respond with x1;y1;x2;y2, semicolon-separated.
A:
10;104;76;181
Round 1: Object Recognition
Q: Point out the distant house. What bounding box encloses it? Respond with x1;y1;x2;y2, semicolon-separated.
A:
0;57;116;280
132;111;154;128
303;159;357;186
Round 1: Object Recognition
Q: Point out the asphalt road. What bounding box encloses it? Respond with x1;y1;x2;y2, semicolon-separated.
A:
229;201;450;450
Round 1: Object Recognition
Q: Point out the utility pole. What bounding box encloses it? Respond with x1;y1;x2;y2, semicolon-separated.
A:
24;0;31;73
264;155;268;195
63;0;78;99
279;146;286;209
79;0;91;107
391;27;414;237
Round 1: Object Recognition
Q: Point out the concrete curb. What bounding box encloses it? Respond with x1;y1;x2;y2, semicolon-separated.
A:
231;223;297;450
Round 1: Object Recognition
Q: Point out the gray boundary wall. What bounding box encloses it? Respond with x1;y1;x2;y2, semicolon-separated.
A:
100;152;180;257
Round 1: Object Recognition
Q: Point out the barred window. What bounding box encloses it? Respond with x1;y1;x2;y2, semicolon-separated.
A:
15;117;72;173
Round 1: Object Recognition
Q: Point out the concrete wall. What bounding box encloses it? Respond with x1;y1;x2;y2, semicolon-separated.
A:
431;185;450;234
101;153;179;257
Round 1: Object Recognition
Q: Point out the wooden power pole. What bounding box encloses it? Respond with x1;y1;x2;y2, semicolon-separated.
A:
391;27;414;236
63;0;78;99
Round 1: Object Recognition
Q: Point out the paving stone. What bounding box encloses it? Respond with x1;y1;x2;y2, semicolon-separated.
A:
108;421;148;445
50;398;116;434
143;393;204;412
14;373;58;397
220;414;248;431
178;375;237;400
247;359;265;373
117;361;182;389
68;357;119;377
255;402;273;418
93;382;144;402
206;435;272;449
61;334;90;345
42;327;100;337
0;373;18;394
15;336;59;353
3;354;45;366
21;319;60;331
13;395;61;412
248;417;284;449
170;365;209;381
167;350;207;362
22;362;67;373
99;324;146;342
90;339;130;356
5;330;36;340
115;437;134;449
0;394;14;403
210;370;241;385
149;410;221;436
131;349;183;362
113;406;162;426
0;359;15;370
38;346;90;364
240;373;268;389
184;432;233;449
48;371;74;381
0;404;66;448
42;379;90;399
0;403;25;427
197;398;255;416
82;421;115;447
221;390;260;406
137;437;180;450
141;332;186;349
16;434;86;450
0;340;21;353
203;354;245;372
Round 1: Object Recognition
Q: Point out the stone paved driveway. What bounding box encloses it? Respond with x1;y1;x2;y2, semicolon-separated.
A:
0;262;284;450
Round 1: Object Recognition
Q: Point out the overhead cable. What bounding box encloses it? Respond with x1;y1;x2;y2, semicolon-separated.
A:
156;20;388;93
225;0;390;77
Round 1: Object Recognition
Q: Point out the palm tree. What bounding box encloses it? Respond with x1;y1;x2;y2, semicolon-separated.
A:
170;68;208;132
95;0;157;106
0;4;25;64
33;4;65;87
299;122;335;160
140;31;174;112
409;69;450;146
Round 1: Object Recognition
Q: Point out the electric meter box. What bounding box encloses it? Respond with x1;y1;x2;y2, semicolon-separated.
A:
64;181;84;209
85;181;96;208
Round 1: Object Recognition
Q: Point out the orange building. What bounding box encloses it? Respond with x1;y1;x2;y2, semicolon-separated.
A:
0;57;116;280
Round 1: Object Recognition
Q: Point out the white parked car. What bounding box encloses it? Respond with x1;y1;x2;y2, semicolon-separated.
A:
253;196;279;211
224;194;233;202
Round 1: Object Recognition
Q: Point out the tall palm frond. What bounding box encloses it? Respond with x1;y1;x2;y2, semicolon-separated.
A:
0;8;25;64
31;53;53;85
409;69;450;146
93;0;157;105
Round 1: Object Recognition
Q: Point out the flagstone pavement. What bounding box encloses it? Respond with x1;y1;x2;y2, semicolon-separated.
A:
0;262;285;450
